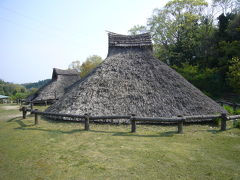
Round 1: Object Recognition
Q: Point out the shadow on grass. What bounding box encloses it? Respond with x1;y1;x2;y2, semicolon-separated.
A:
206;127;235;134
33;117;178;137
8;116;179;137
7;116;82;134
159;131;176;137
7;116;35;128
206;129;221;134
8;116;229;137
14;126;83;134
111;130;176;137
7;116;22;122
15;120;34;127
82;127;177;137
101;130;175;137
14;125;178;137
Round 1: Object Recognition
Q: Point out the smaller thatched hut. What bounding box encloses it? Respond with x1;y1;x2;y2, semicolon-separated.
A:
27;68;80;104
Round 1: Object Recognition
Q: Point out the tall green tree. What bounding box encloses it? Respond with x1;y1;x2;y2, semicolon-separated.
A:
207;13;240;91
227;57;240;93
128;0;240;98
147;0;208;65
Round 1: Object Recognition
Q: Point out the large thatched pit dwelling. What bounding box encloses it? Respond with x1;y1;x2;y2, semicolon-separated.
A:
45;32;225;122
27;68;80;104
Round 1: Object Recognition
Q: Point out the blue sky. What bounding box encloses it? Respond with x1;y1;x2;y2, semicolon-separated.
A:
0;0;168;84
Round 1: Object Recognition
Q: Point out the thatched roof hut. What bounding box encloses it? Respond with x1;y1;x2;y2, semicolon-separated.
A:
46;33;225;121
28;68;80;104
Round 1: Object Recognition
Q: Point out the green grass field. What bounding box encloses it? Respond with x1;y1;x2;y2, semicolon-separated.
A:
0;104;240;180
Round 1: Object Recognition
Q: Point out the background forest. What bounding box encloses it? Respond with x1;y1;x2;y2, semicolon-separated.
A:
129;0;240;100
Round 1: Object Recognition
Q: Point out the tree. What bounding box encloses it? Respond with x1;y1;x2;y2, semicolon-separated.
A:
172;63;222;97
68;60;81;72
227;13;240;41
206;13;240;87
213;0;240;15
80;55;103;78
128;0;240;98
227;57;240;93
10;92;27;101
128;25;148;35
147;0;208;65
0;79;33;98
216;13;236;41
68;55;103;78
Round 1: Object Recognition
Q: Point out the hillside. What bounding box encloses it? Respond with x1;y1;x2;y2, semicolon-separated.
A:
22;79;51;89
0;79;26;96
0;79;50;100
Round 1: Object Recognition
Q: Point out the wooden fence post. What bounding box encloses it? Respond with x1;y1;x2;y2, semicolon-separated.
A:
177;116;184;134
84;113;90;131
233;103;237;127
34;109;39;125
233;103;237;112
233;103;237;119
221;113;227;131
30;102;33;110
131;114;136;133
22;106;27;119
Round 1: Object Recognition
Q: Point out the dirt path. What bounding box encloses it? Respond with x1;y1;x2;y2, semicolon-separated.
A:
0;105;21;121
0;105;19;110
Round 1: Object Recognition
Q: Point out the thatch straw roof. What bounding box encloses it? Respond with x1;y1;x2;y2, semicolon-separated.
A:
46;33;225;121
27;68;80;104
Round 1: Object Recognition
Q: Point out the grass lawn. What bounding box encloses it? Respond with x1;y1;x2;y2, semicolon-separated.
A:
0;104;240;180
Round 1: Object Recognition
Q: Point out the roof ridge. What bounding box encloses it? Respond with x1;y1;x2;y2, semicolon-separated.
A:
53;68;79;75
108;32;152;47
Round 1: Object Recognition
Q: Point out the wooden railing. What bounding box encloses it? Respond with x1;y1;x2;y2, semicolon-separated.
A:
217;100;240;109
19;107;240;134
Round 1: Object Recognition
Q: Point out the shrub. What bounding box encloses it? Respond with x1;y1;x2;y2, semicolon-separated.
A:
233;120;240;129
213;117;221;127
223;105;234;115
227;57;240;94
172;63;223;98
234;108;240;115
